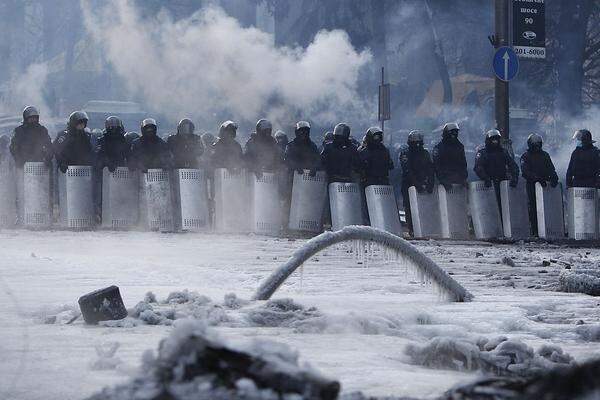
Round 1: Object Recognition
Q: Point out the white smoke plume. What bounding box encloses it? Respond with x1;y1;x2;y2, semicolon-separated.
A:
81;0;373;132
0;63;50;119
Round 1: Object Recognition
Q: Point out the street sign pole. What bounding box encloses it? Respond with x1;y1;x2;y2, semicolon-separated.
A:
380;67;385;133
495;0;510;148
378;67;391;139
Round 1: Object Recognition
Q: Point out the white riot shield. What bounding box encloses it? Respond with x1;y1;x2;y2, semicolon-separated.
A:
437;184;469;239
365;185;402;236
252;172;281;234
101;167;139;229
172;169;209;231
468;181;502;239
144;169;174;232
214;168;250;232
535;183;564;240
568;187;597;240
0;158;16;227
58;166;94;229
329;182;363;231
23;162;51;228
288;170;327;233
500;180;530;239
408;186;441;239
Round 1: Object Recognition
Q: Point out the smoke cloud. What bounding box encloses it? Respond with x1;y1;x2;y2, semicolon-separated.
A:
81;0;373;131
0;63;50;119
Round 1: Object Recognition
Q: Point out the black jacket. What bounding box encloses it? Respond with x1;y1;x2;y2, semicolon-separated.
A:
432;137;468;185
520;149;558;185
53;128;94;168
320;137;361;183
129;134;172;171
96;130;130;170
10;123;53;167
474;141;519;182
566;144;600;188
284;137;320;172
244;133;282;173
358;142;394;186
210;137;244;170
167;133;204;169
399;145;435;191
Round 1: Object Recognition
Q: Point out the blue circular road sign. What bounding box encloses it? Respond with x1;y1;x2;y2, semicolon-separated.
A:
493;46;519;82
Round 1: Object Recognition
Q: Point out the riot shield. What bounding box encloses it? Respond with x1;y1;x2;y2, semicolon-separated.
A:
251;172;281;234
365;185;402;235
172;169;209;231
58;166;94;229
288;170;327;233
567;187;597;240
144;169;174;232
23;162;51;228
0;158;16;227
437;184;469;239
214;168;250;232
500;180;530;239
468;181;502;239
408;186;441;238
535;183;564;240
328;182;363;231
101;167;139;229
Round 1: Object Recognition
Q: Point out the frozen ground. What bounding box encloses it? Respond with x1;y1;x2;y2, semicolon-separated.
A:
1;230;600;400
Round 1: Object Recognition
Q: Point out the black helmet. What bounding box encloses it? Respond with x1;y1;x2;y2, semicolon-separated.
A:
486;129;501;139
68;111;89;129
407;130;424;144
442;122;459;138
124;131;140;145
274;130;288;144
105;116;124;131
333;123;351;139
219;120;238;138
23;106;39;121
527;133;542;149
141;118;157;135
201;132;215;147
574;129;594;144
256;119;272;136
177;118;195;135
366;126;383;144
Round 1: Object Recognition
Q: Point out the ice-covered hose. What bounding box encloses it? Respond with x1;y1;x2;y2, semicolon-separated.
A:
253;226;473;302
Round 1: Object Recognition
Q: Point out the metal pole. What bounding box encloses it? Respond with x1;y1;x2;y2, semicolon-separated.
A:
495;0;510;146
381;67;385;133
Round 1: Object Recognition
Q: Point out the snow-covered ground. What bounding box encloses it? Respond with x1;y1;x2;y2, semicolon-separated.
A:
1;230;600;400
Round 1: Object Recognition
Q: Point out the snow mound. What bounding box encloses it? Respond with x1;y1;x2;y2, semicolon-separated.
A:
559;268;600;296
406;336;574;377
86;319;340;400
246;298;322;327
90;342;122;371
29;303;79;324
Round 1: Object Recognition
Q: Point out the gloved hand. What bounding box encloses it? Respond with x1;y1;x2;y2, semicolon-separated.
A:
509;179;518;188
566;176;573;188
484;179;492;188
416;185;425;194
426;185;434;194
308;169;317;177
539;180;547;188
58;162;68;173
550;179;558;188
254;170;263;180
296;169;304;175
44;158;53;169
442;183;452;191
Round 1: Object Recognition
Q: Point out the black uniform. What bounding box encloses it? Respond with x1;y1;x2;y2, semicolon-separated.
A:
566;144;600;188
167;133;204;169
53;127;94;171
284;137;320;173
320;136;361;183
399;145;435;235
210;136;244;170
129;135;172;172
520;148;558;236
432;136;468;187
10;123;53;167
473;140;519;185
96;130;130;171
358;140;394;186
244;133;282;175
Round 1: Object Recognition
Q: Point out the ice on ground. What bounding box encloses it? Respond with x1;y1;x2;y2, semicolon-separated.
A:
559;268;600;296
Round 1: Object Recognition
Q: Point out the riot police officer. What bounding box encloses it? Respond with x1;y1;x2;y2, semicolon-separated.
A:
358;127;394;187
129;118;172;172
96;116;130;172
211;121;244;171
474;129;519;187
520;133;558;236
244;119;282;178
53;111;94;172
321;123;361;184
10;106;53;168
399;130;435;236
566;129;600;188
167;118;204;169
432;122;468;189
284;121;320;175
274;130;288;158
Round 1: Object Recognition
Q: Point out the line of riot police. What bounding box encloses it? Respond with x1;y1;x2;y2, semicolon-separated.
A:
1;104;600;239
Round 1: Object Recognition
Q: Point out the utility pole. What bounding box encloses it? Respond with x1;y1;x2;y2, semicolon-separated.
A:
491;0;511;152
